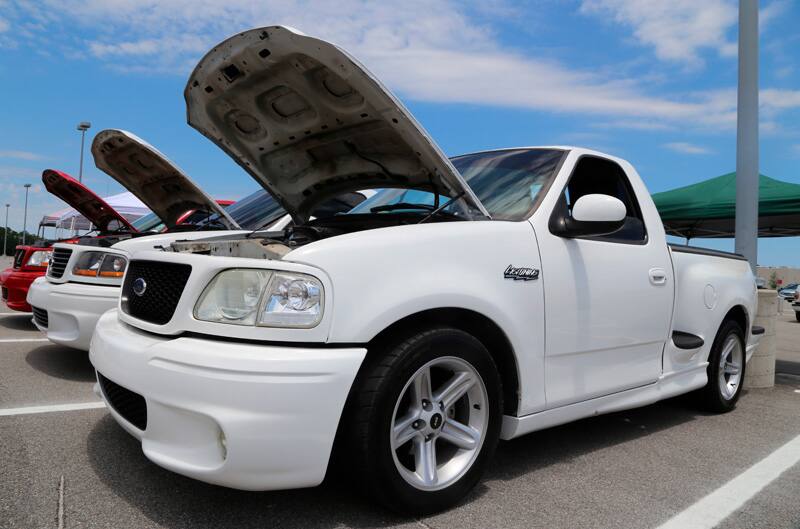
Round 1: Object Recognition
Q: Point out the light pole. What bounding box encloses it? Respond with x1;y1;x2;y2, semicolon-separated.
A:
22;184;31;245
3;204;8;257
77;121;91;183
735;0;759;272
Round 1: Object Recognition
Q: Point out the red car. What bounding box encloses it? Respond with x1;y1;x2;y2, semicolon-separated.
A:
0;170;135;311
1;166;235;312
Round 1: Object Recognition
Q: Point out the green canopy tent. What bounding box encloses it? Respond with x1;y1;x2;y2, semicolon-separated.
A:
652;172;800;240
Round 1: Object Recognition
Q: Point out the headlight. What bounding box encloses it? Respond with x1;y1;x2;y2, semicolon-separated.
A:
259;273;323;328
73;252;127;278
26;250;51;267
194;269;271;326
194;269;324;328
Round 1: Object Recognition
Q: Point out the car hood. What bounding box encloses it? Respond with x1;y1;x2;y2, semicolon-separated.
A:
184;25;489;222
92;129;240;230
41;169;136;232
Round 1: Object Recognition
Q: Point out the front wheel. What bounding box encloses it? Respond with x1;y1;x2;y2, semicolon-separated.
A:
696;320;746;412
345;328;502;514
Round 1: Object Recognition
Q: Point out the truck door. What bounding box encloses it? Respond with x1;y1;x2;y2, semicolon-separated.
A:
533;155;673;408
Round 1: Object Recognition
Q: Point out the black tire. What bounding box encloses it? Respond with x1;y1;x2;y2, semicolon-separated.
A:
696;320;746;413
343;327;502;514
795;311;800;322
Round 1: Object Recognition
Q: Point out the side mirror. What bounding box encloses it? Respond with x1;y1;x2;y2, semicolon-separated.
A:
550;193;626;238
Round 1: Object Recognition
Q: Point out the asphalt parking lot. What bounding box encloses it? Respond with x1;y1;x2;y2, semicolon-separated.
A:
2;279;799;528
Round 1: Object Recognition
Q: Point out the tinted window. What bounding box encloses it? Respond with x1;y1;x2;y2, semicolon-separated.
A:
451;149;565;220
199;189;285;231
130;212;165;232
348;149;565;221
559;156;647;243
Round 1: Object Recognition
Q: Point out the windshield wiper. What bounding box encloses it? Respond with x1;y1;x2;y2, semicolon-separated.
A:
245;214;285;238
417;192;465;224
370;203;436;213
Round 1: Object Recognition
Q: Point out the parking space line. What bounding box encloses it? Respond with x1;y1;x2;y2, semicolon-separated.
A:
0;402;106;416
656;433;800;529
0;338;49;343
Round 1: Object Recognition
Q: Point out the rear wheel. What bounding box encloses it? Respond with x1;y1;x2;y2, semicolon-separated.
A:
696;320;745;412
345;328;502;514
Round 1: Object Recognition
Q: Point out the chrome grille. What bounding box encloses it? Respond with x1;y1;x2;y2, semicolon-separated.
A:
48;248;73;279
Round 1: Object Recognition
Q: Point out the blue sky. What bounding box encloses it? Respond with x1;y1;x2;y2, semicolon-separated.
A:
1;0;799;264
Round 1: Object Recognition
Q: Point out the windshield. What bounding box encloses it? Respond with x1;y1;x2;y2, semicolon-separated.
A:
130;212;165;232
348;149;565;221
198;189;286;231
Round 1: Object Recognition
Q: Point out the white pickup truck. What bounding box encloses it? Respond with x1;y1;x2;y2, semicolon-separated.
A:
89;26;762;514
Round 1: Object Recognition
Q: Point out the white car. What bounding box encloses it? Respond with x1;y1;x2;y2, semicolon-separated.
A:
26;129;292;350
89;27;762;513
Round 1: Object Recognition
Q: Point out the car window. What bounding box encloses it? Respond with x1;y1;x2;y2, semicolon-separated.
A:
130;212;165;232
558;156;647;244
199;189;285;231
348;149;566;220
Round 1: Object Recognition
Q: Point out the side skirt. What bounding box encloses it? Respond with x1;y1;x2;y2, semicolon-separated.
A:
500;364;708;440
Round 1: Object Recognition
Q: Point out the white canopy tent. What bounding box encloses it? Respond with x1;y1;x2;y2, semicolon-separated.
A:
38;192;151;238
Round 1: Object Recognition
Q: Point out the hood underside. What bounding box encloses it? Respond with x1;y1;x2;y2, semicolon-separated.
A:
41;169;135;232
92;129;239;230
185;26;488;222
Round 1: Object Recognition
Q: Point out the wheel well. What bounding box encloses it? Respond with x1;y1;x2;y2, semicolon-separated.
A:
368;308;521;416
722;305;749;334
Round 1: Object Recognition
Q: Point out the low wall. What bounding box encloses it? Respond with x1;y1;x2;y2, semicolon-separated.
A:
744;289;777;388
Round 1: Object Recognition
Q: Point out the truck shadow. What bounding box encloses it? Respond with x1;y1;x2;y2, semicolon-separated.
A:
25;345;96;382
0;313;35;331
85;395;706;529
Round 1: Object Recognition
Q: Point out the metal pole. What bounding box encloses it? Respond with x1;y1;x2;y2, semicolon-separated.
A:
735;0;759;272
79;129;86;183
77;121;91;184
22;184;31;245
3;204;8;257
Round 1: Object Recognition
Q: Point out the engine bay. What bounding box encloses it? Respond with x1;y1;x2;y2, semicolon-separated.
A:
169;212;465;258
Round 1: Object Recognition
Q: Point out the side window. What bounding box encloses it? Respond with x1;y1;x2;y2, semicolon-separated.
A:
560;156;647;243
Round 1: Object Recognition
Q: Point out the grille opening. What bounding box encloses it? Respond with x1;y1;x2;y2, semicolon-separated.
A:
48;248;73;279
31;306;48;328
97;372;147;431
13;249;25;268
121;260;191;325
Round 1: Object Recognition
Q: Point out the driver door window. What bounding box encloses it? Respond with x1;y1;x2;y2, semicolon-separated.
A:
558;156;647;244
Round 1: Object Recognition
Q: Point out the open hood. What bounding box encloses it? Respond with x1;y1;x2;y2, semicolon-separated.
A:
41;169;136;232
92;129;240;229
184;26;489;222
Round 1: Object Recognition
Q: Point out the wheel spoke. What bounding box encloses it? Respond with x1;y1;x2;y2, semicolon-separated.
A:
393;413;420;448
721;339;736;361
434;371;475;409
440;419;480;450
724;362;741;375
411;367;433;403
414;437;437;485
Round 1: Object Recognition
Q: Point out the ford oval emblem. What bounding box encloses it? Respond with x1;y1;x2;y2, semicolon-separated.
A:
132;277;147;297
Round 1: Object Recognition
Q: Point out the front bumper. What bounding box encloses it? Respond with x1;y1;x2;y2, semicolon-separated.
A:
0;267;43;312
89;310;367;491
26;277;120;351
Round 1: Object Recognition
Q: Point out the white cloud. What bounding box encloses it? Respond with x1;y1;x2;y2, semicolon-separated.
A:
580;0;738;67
663;142;713;155
3;0;800;132
581;0;787;68
0;17;9;33
0;150;46;161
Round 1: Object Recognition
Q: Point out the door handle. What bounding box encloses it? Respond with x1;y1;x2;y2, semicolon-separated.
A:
649;268;667;285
